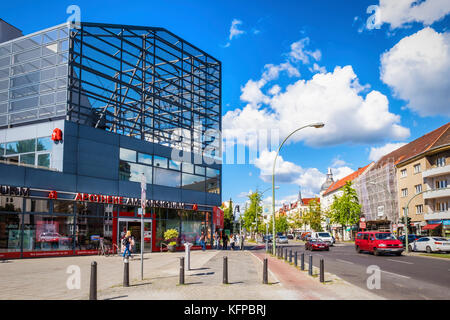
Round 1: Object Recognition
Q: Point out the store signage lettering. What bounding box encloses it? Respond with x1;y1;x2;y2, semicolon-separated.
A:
74;193;185;209
0;185;30;197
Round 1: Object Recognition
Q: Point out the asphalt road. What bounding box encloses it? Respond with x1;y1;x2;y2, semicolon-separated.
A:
271;242;450;300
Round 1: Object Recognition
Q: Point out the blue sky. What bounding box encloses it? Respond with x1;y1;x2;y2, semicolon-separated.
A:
2;0;449;211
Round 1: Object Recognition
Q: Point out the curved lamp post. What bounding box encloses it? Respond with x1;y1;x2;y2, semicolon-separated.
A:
272;122;325;254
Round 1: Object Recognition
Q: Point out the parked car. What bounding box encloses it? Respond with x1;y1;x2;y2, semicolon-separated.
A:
295;234;302;240
355;231;404;256
301;232;311;240
287;234;294;240
409;237;450;253
263;235;273;243
311;232;335;246
305;238;329;251
398;234;423;246
276;236;289;244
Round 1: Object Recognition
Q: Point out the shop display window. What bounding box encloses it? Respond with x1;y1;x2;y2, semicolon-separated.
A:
0;212;23;253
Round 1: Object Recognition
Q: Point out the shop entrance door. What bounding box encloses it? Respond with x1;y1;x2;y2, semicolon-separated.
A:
118;218;152;253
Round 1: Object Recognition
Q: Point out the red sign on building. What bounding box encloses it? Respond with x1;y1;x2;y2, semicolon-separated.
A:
213;206;224;229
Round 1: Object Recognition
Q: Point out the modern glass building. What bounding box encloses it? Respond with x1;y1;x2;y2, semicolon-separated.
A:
0;20;222;259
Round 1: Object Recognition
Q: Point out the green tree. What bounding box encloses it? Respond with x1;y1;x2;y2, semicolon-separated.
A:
330;181;361;239
222;199;234;231
288;210;303;231
268;215;289;234
242;191;263;237
302;198;323;231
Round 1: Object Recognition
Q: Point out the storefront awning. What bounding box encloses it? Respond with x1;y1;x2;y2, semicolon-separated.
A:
422;223;441;230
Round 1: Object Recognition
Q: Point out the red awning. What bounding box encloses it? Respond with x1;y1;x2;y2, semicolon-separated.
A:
422;223;441;230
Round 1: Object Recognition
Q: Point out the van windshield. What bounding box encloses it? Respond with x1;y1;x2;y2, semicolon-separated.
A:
375;233;397;240
318;233;331;237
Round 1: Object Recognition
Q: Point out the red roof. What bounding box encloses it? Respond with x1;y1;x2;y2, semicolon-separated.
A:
301;197;320;206
323;163;373;196
377;122;450;168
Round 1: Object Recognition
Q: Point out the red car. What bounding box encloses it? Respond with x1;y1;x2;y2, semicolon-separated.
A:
305;238;329;251
355;231;403;256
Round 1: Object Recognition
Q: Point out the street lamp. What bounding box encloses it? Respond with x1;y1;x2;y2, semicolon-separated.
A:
272;122;325;254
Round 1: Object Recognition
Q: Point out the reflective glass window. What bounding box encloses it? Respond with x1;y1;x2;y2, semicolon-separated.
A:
11;60;41;76
10;96;39;111
6;139;36;154
13;47;40;64
37;137;52;151
0;212;23;253
11;71;40;87
20;153;35;165
119;161;152;183
154;168;181;188
169;160;181;170
153;156;168;168
37;153;50;168
120;148;136;162
137;152;152;165
182;162;194;174
182;173;205;192
195;165;205;176
206;168;220;178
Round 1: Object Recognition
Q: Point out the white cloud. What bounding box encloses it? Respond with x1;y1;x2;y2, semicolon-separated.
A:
370;0;450;29
309;63;327;74
253;150;354;196
224;65;410;148
289;38;322;64
229;19;245;40
368;142;407;161
380;27;450;117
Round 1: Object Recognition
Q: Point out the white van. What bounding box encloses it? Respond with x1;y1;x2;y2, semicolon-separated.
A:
311;232;334;246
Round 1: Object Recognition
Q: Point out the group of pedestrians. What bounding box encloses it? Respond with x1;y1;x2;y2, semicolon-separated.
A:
213;231;244;250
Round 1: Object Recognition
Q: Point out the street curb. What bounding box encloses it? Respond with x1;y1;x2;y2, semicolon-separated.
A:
403;253;450;261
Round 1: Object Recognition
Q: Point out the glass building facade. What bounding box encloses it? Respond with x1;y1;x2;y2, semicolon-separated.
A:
0;21;222;259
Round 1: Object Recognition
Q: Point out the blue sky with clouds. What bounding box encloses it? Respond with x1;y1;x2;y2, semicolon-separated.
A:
2;0;449;211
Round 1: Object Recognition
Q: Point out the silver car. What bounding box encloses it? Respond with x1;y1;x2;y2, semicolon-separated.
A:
277;236;289;244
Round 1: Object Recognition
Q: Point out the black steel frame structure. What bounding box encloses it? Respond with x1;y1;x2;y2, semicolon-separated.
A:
67;22;221;154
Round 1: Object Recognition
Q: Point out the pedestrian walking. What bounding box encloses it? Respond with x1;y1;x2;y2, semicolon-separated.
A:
214;231;220;249
230;234;235;250
222;233;228;250
240;234;244;250
200;231;206;251
122;231;132;259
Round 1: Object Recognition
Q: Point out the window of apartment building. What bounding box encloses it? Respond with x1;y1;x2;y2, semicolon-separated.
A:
436;157;446;167
401;188;408;197
0;137;52;169
435;179;448;189
415;184;422;194
401;169;407;177
413;164;421;174
415;205;423;214
436;201;448;212
402;207;407;216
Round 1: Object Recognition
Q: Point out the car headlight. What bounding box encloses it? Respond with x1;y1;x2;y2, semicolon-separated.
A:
378;243;386;247
398;244;403;248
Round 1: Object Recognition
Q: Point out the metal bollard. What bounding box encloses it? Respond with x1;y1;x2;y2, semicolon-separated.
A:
308;255;313;276
123;258;129;287
289;250;292;263
284;249;287;261
301;253;305;270
320;258;324;283
223;256;228;284
180;257;185;285
89;261;97;300
263;258;268;284
294;251;298;267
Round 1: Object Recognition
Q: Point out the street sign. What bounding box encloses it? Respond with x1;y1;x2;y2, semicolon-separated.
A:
359;222;366;229
360;217;366;223
377;206;384;217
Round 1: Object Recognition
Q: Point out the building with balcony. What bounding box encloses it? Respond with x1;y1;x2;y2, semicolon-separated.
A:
395;122;450;237
0;20;222;259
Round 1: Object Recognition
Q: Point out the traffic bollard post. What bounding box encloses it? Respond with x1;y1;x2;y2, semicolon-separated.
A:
301;253;305;270
308;255;313;276
89;261;97;300
294;251;298;267
320;258;324;283
263;258;268;284
223;256;228;284
180;257;185;285
289;250;292;263
123;258;130;287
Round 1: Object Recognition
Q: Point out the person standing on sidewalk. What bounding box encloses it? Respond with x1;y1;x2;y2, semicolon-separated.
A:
122;231;132;259
240;234;245;250
214;231;220;249
200;231;206;251
222;233;228;250
230;234;235;250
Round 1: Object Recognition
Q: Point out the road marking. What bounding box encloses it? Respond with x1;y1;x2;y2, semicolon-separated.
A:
336;259;354;265
381;270;411;279
387;259;413;265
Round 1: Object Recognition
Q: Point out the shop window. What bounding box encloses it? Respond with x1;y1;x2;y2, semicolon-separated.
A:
26;199;49;213
22;214;74;252
75;216;112;251
0;195;24;213
182;173;205;192
53;200;74;214
120;148;136;162
0;213;23;253
154;167;180;188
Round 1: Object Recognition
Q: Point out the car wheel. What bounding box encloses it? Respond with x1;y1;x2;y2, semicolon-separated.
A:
426;246;432;253
356;245;361;253
373;248;380;256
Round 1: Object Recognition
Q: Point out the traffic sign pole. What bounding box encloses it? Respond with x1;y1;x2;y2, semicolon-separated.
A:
140;174;147;281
